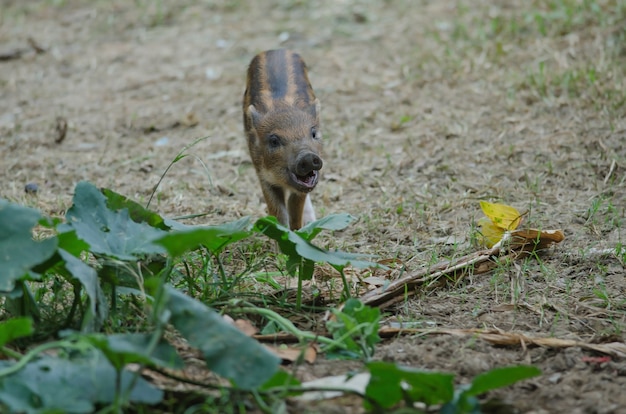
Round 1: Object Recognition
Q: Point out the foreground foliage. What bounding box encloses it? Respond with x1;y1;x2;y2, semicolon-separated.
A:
0;182;539;413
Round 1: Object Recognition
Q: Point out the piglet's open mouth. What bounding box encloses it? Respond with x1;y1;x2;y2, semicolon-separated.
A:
290;170;319;192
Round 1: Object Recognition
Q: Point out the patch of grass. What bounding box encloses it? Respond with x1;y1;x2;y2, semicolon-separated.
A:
584;195;623;233
424;1;626;116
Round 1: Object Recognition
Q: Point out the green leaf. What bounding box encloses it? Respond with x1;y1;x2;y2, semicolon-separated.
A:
63;181;167;260
253;217;302;275
327;299;380;360
465;365;541;396
3;282;41;320
57;229;91;257
85;333;183;370
0;352;162;412
0;318;33;347
254;216;379;277
260;370;301;391
101;187;182;231
0;200;58;292
58;249;107;331
296;213;356;241
158;285;280;389
366;361;455;409
293;240;378;271
156;217;252;256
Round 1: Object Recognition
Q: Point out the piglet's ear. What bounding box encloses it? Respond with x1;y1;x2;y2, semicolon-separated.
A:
245;104;263;129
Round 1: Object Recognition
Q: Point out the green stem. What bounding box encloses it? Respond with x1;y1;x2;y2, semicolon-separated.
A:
322;322;374;353
0;340;87;377
146;136;210;209
339;268;351;300
296;260;304;310
117;262;173;408
0;346;22;360
232;306;344;349
251;389;272;414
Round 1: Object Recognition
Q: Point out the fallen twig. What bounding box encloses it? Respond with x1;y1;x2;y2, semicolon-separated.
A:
378;327;626;359
253;327;626;359
358;229;564;309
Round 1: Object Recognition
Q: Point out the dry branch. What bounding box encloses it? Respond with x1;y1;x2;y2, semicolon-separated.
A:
359;229;564;309
379;327;626;359
254;327;626;359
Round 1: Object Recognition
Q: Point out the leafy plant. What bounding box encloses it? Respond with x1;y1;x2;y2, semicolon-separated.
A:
255;215;380;308
0;182;284;411
61;181;168;261
365;362;541;413
0;181;383;412
326;298;381;360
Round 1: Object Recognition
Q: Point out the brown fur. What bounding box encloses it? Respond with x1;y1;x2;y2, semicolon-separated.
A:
243;49;323;230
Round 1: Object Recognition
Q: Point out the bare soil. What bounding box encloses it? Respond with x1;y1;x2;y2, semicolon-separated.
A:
1;1;625;413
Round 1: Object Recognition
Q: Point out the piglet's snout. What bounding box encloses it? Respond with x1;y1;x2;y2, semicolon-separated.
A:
295;153;323;176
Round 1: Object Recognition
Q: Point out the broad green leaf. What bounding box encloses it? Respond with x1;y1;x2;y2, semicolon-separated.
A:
297;213;356;241
465;365;541;396
0;317;33;347
293;241;378;270
57;229;91;257
0;352;162;413
58;249;107;332
30;230;91;279
102;187;182;231
156;217;252;256
255;217;379;278
85;333;183;370
158;285;280;389
63;181;167;260
0;200;58;292
366;361;455;409
254;216;303;275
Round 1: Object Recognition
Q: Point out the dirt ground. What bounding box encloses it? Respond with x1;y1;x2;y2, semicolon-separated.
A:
1;0;625;413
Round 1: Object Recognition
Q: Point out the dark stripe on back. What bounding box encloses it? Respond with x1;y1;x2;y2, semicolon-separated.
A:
291;54;313;106
265;49;289;101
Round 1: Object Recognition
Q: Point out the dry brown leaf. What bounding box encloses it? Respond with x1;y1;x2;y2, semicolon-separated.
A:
265;344;317;364
510;228;565;251
234;319;258;337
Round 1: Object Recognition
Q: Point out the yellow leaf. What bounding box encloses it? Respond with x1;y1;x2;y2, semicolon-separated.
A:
479;201;523;231
477;217;504;248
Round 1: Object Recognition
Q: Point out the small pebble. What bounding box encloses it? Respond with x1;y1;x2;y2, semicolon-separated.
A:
215;39;229;49
205;67;222;80
24;182;38;194
278;31;290;42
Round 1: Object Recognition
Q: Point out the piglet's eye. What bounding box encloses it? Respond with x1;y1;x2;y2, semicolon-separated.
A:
311;127;317;139
268;134;281;148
